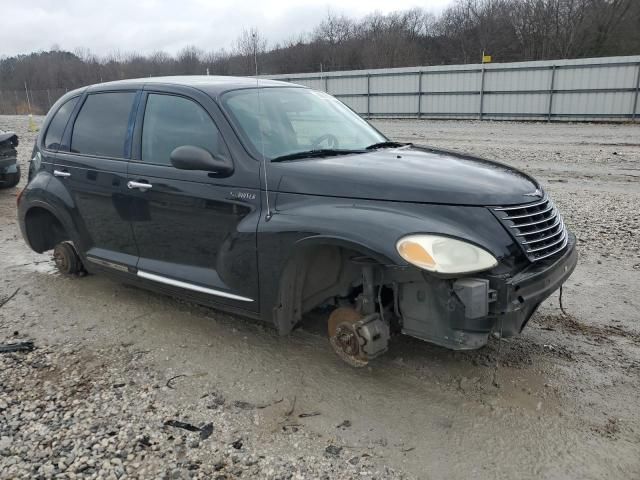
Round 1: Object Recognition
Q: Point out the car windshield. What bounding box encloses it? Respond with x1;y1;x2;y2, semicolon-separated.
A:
221;87;387;160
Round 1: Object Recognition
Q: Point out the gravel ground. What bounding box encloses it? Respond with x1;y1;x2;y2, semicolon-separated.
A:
1;115;640;480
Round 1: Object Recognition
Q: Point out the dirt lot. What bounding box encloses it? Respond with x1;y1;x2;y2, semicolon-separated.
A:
1;115;639;479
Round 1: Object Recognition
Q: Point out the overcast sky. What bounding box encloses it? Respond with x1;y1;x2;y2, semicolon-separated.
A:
2;0;453;57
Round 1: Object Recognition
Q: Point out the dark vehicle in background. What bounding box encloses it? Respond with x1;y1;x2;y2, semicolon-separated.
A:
0;131;20;188
17;76;577;366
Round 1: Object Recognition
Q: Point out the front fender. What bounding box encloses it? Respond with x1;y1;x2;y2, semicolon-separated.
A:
257;192;518;324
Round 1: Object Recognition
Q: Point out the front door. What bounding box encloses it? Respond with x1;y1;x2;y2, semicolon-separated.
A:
127;91;260;311
54;90;139;268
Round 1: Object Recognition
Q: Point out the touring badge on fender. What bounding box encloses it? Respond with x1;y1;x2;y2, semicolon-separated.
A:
230;191;256;201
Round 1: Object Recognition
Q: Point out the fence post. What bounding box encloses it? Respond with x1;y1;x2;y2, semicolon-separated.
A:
324;75;328;93
479;66;485;121
632;62;640;122
47;89;52;110
547;65;556;123
24;82;32;114
14;91;18;114
417;71;423;119
0;91;3;114
366;74;371;118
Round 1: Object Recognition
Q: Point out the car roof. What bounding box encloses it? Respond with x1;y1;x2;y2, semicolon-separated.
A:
87;75;303;96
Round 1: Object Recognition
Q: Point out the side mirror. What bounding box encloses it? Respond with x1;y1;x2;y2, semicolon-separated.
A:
170;145;233;177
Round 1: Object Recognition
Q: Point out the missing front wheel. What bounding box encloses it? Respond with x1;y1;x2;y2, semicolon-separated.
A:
327;307;390;367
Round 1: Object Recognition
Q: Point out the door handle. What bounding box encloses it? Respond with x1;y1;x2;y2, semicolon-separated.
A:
127;181;153;190
53;169;71;178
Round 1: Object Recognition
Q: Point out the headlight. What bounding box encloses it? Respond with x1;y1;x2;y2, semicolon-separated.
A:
396;235;498;274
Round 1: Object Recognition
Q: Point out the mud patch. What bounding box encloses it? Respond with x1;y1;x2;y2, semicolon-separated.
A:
592;417;621;439
3;116;640;479
536;314;640;344
453;335;574;369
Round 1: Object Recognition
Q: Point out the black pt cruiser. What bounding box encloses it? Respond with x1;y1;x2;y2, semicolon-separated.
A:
17;76;577;366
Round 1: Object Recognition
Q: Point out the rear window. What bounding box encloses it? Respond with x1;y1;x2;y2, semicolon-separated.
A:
71;92;135;158
44;96;79;150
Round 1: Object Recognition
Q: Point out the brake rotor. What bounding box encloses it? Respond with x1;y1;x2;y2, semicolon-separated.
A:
52;242;82;275
53;244;71;273
328;307;368;367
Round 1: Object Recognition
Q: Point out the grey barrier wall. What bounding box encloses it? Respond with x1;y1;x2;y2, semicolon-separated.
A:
2;55;638;120
268;55;640;122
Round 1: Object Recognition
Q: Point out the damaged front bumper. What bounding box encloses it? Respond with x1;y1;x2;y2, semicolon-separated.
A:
398;233;578;350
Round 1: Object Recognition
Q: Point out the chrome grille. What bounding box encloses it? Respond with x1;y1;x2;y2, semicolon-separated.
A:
492;197;568;262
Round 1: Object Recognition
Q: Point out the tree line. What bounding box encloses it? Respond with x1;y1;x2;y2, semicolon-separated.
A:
1;0;638;114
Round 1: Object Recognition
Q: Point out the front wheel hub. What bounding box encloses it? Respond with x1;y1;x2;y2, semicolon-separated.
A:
328;307;369;367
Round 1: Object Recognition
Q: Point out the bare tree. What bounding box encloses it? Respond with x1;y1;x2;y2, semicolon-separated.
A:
1;0;640;113
234;27;268;74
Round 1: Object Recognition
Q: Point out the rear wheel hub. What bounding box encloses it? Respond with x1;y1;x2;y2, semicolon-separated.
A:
52;242;83;275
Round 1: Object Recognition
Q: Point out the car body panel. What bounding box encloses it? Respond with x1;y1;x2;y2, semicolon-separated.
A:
126;160;261;309
124;86;262;310
17;76;577;355
53;151;139;265
269;146;540;206
255;191;524;321
51;87;140;267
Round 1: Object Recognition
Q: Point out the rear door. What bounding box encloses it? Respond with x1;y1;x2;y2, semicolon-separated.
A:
54;90;140;268
127;88;260;311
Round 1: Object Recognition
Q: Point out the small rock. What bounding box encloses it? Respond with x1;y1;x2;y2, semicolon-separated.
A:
325;445;342;457
337;420;351;429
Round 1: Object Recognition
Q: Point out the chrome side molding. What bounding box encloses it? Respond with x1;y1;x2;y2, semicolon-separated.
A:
86;255;130;272
137;270;253;302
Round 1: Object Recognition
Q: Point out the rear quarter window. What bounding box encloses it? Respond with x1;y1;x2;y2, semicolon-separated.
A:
71;92;135;158
44;96;79;150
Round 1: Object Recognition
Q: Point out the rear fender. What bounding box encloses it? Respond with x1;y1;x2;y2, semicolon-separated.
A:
18;172;84;253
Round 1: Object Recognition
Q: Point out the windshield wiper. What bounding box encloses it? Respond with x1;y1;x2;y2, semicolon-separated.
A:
365;141;412;150
271;149;366;162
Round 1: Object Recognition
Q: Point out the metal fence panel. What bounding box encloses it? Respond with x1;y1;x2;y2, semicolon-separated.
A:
485;68;551;91
422;94;477;115
2;56;640;121
423;70;480;93
370;73;419;94
484;92;548;115
270;55;640;122
329;76;367;95
371;95;418;115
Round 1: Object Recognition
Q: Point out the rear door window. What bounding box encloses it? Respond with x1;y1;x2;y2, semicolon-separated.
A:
141;93;229;166
44;96;79;150
71;92;135;158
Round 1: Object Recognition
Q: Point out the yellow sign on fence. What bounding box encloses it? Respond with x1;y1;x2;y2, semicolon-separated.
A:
482;54;492;64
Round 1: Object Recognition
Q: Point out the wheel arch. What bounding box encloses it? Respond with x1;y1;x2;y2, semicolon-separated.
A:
18;171;86;254
293;235;395;266
21;203;74;254
270;235;395;335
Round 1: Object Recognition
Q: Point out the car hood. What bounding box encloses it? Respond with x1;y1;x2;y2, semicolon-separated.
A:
269;145;540;206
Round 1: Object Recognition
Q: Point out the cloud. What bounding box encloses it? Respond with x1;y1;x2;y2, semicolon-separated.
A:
1;0;452;57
